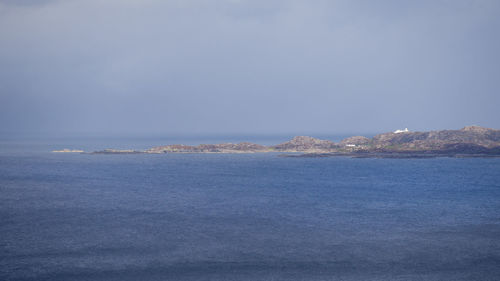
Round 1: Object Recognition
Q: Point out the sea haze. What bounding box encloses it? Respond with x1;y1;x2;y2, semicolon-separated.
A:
1;137;500;281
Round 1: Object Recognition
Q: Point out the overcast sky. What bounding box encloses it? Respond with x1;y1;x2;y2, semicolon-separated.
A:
1;0;499;136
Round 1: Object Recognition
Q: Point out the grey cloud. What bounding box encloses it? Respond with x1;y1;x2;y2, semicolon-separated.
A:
0;0;57;6
0;0;499;136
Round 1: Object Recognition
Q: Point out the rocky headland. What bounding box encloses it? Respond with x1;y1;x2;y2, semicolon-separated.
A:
85;126;500;158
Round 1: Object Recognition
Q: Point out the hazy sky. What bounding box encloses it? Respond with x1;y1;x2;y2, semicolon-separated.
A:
1;0;499;136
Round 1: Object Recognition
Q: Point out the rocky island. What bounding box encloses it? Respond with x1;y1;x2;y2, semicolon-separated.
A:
85;126;500;158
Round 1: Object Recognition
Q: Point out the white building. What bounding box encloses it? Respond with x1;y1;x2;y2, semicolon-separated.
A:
394;128;409;134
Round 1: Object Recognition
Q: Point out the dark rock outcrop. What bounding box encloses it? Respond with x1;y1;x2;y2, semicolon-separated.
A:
90;149;143;154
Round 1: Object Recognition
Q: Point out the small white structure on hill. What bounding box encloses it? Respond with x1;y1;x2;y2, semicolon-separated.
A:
345;144;356;147
394;128;409;134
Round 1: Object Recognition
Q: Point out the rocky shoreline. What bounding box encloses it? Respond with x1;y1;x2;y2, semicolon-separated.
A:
68;126;500;158
281;152;500;159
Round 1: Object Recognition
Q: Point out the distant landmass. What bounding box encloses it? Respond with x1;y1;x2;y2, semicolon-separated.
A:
73;126;500;158
52;149;84;153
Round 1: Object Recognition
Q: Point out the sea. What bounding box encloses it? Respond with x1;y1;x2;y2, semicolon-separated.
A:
1;135;500;281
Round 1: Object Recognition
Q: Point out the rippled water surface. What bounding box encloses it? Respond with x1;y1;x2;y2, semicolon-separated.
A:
1;138;500;280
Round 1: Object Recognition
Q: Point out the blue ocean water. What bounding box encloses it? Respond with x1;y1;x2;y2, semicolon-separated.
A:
1;137;500;280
